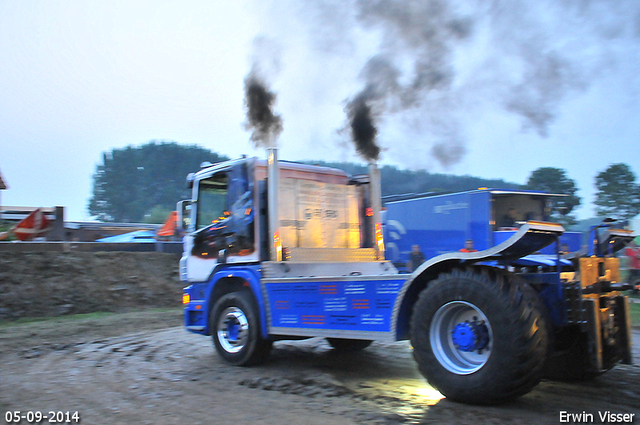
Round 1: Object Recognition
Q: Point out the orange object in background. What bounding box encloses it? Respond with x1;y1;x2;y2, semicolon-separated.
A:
157;211;177;237
12;208;51;241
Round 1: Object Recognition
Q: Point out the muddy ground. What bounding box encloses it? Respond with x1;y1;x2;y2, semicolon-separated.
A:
1;312;639;425
1;253;639;424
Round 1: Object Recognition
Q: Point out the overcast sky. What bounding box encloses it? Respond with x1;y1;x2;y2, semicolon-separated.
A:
1;0;639;221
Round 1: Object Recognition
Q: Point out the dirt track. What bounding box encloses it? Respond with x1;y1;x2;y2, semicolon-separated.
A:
1;252;639;424
1;310;639;425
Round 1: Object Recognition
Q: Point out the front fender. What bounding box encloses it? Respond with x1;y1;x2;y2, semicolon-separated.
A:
207;265;268;339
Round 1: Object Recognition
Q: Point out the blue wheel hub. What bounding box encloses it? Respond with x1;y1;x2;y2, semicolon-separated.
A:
227;320;239;341
431;301;493;374
451;321;489;352
217;307;249;354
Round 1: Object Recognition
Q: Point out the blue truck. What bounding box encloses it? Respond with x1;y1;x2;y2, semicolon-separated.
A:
179;150;635;404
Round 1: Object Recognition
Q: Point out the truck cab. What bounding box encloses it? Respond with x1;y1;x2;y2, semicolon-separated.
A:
179;153;389;284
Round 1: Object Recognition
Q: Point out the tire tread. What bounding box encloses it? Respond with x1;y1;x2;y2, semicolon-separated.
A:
411;266;548;404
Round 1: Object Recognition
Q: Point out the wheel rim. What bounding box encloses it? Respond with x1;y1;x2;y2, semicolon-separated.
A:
217;306;249;353
430;301;493;375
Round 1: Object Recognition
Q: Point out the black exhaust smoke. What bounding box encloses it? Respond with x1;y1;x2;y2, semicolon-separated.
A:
290;0;635;169
345;89;380;163
243;71;283;147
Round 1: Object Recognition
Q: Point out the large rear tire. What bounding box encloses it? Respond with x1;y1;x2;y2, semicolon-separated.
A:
210;291;272;366
410;267;549;404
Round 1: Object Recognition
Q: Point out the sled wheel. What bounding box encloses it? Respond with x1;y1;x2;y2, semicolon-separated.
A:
411;267;549;404
210;291;272;366
326;338;373;351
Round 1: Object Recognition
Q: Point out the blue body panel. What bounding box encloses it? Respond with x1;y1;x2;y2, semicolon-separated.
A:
385;191;491;268
184;266;407;338
385;190;581;267
265;277;404;333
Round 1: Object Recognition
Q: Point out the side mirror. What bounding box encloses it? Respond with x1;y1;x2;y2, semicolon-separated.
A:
186;173;195;189
177;200;192;233
217;249;227;264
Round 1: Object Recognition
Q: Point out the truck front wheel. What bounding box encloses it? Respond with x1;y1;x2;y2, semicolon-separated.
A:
410;267;549;404
210;291;272;366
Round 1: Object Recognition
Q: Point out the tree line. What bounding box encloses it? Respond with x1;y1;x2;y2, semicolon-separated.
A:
88;141;228;222
89;141;640;225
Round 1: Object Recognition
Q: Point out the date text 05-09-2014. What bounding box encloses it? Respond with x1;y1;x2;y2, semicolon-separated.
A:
5;411;80;424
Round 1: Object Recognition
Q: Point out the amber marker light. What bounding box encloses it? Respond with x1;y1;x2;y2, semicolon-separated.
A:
182;293;190;304
274;230;283;261
375;222;385;258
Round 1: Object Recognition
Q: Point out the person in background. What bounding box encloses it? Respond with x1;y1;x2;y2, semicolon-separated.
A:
459;239;478;253
499;208;519;228
407;244;426;272
625;240;640;283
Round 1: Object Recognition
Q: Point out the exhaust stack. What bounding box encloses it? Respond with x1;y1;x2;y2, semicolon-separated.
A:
369;163;385;260
267;148;282;261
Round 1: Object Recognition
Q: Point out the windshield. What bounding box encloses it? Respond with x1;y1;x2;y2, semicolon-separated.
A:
196;173;229;230
493;194;551;229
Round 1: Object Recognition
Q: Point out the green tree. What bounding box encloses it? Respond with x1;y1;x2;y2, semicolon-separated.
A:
594;163;640;220
303;160;522;198
525;167;581;226
89;141;228;222
143;205;175;224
